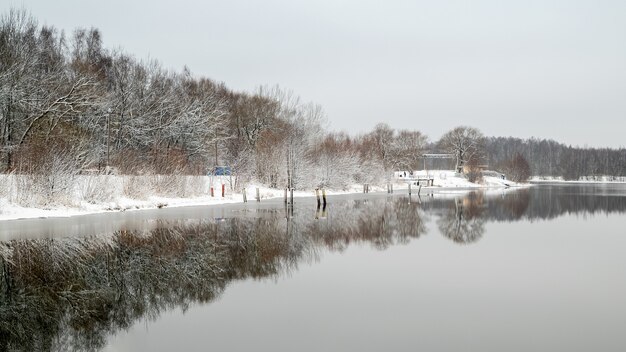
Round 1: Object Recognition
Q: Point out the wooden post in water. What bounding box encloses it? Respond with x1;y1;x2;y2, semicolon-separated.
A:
390;183;393;193
210;186;214;197
315;188;320;206
322;189;327;206
243;188;247;202
408;183;412;196
363;184;366;193
256;187;260;202
290;188;294;204
284;188;288;203
221;184;225;197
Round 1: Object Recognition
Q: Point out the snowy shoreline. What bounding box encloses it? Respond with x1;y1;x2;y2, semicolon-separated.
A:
8;176;625;222
530;178;626;184
0;171;527;222
4;172;620;222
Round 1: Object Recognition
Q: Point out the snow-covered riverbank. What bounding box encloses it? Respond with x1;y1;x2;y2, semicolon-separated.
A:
530;176;626;183
0;172;525;221
0;183;366;221
407;170;522;188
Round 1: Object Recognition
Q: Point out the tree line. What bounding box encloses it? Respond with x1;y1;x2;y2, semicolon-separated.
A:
484;137;626;180
1;8;624;192
0;9;432;191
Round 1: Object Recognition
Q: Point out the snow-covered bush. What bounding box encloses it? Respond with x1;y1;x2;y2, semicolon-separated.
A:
181;176;208;197
0;174;9;199
11;145;80;207
312;151;359;190
78;175;118;204
123;176;151;199
149;175;185;197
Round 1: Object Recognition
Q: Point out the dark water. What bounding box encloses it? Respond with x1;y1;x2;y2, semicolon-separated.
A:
1;184;626;352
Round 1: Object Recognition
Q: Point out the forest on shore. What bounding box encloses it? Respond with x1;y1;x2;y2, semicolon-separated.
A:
1;9;625;201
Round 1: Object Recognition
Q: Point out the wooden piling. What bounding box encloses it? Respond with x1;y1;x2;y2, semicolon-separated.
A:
290;188;294;204
322;189;327;205
256;187;260;202
315;188;320;206
243;188;247;202
284;188;288;203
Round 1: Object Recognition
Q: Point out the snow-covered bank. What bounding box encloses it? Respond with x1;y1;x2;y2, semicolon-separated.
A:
530;176;626;183
0;172;525;221
404;170;525;188
0;175;375;221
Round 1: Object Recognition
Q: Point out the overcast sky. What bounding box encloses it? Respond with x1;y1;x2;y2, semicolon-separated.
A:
3;0;626;147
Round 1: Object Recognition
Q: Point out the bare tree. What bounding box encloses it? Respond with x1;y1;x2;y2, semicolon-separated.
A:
370;123;394;170
389;129;428;171
501;153;531;182
0;9;40;170
258;86;325;189
310;133;360;189
438;126;485;173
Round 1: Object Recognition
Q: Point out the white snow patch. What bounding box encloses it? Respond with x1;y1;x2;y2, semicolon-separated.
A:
395;170;525;189
531;176;626;183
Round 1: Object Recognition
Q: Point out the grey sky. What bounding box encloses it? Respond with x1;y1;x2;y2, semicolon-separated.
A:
4;0;626;147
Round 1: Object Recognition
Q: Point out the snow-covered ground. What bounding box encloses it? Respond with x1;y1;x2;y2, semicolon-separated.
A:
398;170;524;188
0;171;524;221
0;176;382;221
530;176;626;183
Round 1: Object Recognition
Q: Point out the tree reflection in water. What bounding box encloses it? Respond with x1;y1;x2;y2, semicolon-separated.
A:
309;197;428;251
1;185;626;351
437;192;486;244
0;197;427;352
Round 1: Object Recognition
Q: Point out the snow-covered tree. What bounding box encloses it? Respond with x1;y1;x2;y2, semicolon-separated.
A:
438;126;485;173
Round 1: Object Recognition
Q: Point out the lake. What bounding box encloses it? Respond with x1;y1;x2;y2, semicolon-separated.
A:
1;184;625;351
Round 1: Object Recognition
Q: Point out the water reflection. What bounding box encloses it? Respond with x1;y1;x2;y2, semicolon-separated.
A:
1;185;626;351
422;184;626;223
437;192;486;244
310;197;427;250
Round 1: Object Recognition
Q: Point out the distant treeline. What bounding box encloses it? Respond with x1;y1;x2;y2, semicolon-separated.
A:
1;8;624;193
484;137;626;180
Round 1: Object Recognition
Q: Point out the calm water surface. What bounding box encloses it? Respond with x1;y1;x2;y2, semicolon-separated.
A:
1;184;625;351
